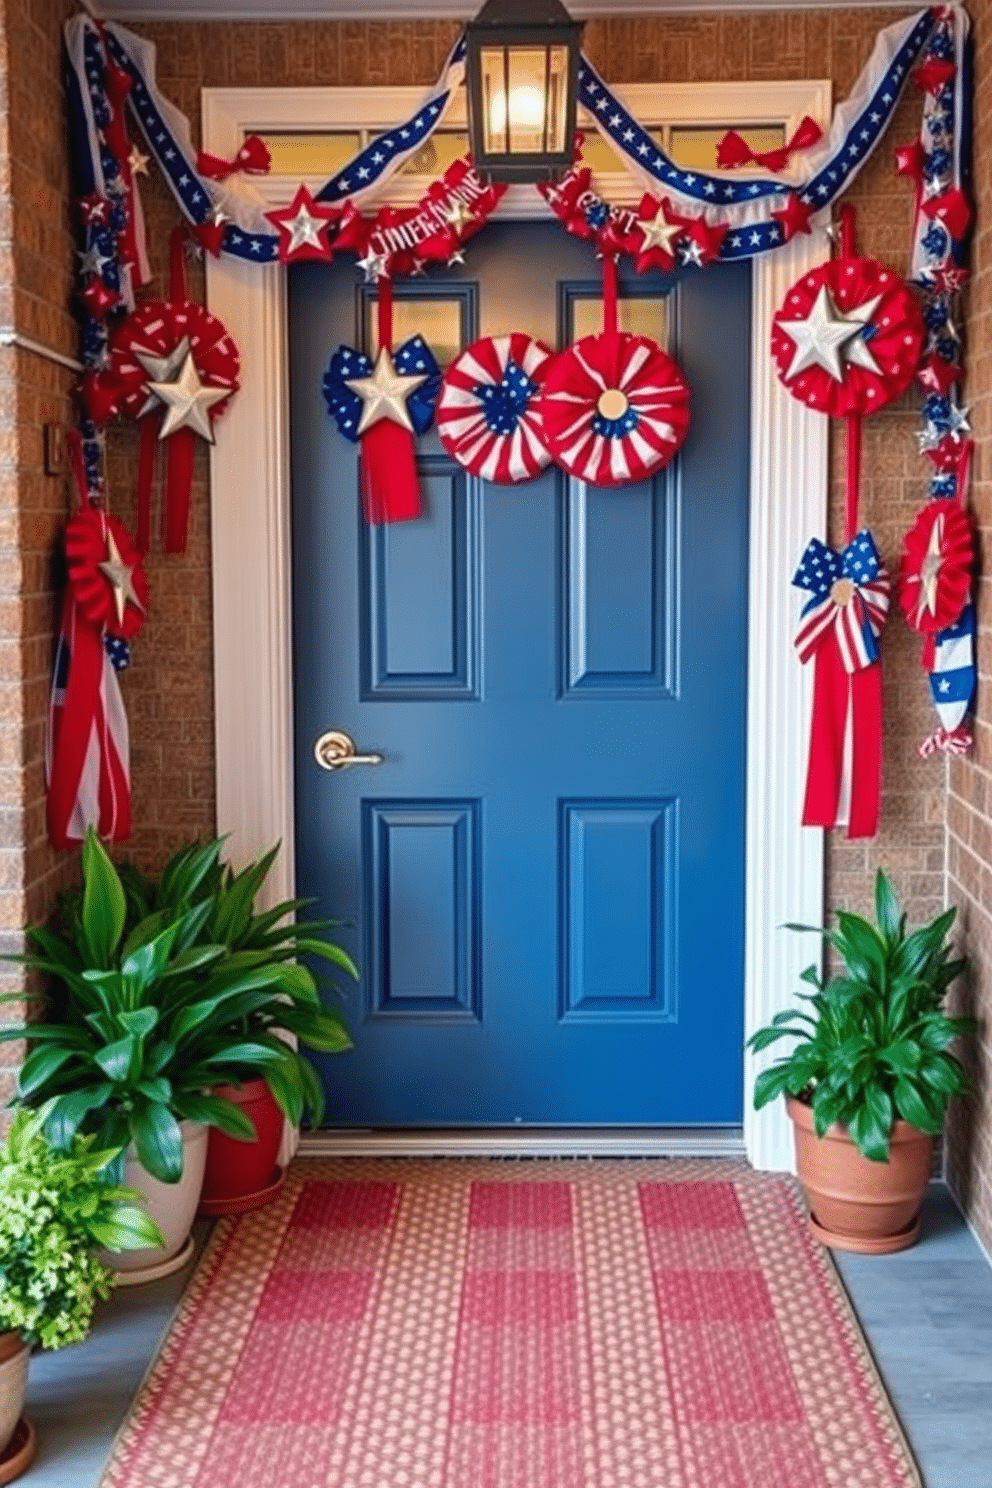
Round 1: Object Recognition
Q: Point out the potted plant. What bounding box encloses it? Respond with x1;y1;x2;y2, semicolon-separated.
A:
0;1105;161;1475
748;870;974;1253
117;836;357;1212
1;830;353;1274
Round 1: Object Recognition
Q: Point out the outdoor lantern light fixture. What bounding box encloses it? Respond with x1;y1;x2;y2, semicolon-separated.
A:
466;0;585;184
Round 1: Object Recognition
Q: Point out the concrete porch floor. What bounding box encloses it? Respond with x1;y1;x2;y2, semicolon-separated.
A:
19;1180;992;1488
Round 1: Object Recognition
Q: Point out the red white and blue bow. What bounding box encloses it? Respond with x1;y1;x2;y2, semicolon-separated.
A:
794;531;890;839
323;337;440;444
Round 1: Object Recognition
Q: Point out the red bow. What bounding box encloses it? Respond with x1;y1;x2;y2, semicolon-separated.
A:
717;116;822;173
196;135;272;181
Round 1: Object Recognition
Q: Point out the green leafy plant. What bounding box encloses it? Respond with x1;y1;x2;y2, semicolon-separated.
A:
748;870;975;1161
0;1105;162;1348
0;830;355;1185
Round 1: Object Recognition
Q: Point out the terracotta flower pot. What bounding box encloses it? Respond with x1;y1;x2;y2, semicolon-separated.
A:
199;1079;286;1215
787;1095;933;1254
0;1332;29;1456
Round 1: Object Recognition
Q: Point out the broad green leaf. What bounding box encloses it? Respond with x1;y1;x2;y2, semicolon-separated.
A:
204;1041;285;1068
129;1101;184;1184
171;1090;258;1140
89;1206;164;1252
81;827;128;969
893;1077;942;1132
118;1007;159;1038
121;923;182;992
94;1035;141;1084
262;1058;304;1125
873;870;902;946
752;1064;792;1109
297;1054;326;1127
293;939;360;981
17;1043;78;1097
277;1007;352;1053
880;1040;921;1074
43;1084;115;1148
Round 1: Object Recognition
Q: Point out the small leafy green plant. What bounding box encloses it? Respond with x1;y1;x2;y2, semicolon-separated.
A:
1;830;355;1185
0;1106;162;1349
748;870;975;1161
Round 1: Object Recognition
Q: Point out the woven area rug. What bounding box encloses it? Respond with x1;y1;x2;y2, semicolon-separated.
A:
100;1158;920;1488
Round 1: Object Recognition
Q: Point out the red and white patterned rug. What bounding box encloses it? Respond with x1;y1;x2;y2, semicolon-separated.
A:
101;1158;920;1488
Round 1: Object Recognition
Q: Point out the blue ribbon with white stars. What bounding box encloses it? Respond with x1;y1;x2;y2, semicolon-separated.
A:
323;337;441;444
68;9;956;269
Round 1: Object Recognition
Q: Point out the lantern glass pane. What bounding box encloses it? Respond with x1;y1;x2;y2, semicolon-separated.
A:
480;46;510;154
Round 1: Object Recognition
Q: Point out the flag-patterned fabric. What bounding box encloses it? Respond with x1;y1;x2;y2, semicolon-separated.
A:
437;334;554;484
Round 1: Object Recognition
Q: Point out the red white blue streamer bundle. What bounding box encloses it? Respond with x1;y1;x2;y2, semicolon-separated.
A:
47;436;148;850
437;334;555;484
793;532;891;840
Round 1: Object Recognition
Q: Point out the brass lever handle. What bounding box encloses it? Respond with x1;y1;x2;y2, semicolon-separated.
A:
314;729;384;772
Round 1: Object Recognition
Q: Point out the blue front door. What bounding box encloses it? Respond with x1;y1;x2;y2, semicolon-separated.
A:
290;221;750;1127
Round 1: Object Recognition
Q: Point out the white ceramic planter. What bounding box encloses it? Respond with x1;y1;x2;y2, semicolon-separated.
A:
0;1332;29;1455
102;1121;208;1282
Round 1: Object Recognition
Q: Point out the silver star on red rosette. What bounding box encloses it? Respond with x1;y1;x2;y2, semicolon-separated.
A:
771;257;925;417
82;301;240;553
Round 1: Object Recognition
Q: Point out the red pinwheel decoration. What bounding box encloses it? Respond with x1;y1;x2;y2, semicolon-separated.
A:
536;333;691;488
104;299;240;552
47;436;147;851
771;257;925;417
437;334;555;484
899;498;974;666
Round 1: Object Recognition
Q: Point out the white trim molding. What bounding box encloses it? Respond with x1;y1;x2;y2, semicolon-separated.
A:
205;80;830;1170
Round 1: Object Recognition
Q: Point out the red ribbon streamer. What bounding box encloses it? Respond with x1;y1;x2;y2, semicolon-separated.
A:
196;135;272;180
803;638;884;839
47;436;133;849
716;116;822;172
358;277;422;525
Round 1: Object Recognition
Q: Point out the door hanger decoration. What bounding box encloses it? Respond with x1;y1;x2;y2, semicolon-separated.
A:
783;208;894;840
47;434;148;850
535;256;691;488
437;333;556;484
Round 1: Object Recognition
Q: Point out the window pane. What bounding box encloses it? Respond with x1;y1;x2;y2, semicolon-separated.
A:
400;131;471;177
577;127;631;174
367;297;464;368
572;296;667;345
255;131;362;177
666;125;786;171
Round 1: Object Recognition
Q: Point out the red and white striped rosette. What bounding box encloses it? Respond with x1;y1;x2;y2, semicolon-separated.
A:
437;333;555;484
536;331;691;488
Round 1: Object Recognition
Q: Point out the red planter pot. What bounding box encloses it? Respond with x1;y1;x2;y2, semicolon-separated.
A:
199;1079;286;1215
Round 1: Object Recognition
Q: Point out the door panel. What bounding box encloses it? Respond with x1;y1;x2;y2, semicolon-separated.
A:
289;220;750;1127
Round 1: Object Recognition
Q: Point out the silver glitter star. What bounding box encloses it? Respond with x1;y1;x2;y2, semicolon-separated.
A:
778;284;876;382
345;347;428;436
148;350;228;442
128;146;150;177
357;247;390;282
133;337;192;419
637;205;683;257
99;529;146;628
445;199;475;235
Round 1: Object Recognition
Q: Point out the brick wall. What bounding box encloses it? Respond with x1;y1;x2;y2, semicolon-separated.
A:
2;4;988;1237
0;0;83;1113
945;0;992;1255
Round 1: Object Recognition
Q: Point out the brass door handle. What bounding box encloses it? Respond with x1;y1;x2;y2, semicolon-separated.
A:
314;730;384;772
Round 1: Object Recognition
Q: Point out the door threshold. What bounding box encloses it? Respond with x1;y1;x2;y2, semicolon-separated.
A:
299;1127;745;1159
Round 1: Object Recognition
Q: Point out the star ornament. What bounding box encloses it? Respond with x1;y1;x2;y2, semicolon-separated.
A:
99;528;147;629
133;336;192;417
265;185;339;263
148;350;229;442
345;347;429;435
633;196;684;271
777;283;879;382
772;192;815;243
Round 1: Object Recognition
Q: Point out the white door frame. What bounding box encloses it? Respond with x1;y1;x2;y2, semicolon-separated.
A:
203;78;831;1171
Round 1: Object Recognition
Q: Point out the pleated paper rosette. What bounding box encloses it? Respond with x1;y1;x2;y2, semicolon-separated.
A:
437;333;555;484
536;331;691;487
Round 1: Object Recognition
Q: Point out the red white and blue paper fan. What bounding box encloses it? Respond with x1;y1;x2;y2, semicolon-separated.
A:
536;331;691;488
437;333;555;484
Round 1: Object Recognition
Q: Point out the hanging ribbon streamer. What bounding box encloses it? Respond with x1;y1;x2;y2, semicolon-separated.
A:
790;207;890;841
716;116;822;172
92;227;240;552
46;436;148;850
